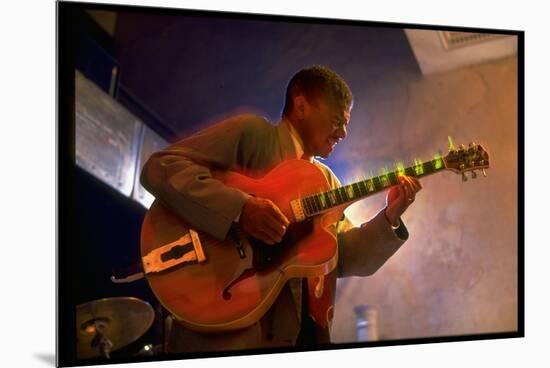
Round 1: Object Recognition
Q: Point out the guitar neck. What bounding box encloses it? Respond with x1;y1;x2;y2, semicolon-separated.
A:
301;156;447;217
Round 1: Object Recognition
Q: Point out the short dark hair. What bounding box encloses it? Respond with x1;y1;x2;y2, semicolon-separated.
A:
282;65;353;118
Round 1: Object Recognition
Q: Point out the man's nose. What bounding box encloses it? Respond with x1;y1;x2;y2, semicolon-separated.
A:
335;125;347;140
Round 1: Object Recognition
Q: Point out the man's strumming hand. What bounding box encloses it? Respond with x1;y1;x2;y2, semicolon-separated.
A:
239;197;290;245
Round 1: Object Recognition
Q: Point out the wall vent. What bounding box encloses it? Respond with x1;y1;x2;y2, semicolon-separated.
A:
439;31;505;50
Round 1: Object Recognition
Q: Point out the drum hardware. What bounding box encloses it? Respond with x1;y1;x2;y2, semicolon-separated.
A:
76;296;155;360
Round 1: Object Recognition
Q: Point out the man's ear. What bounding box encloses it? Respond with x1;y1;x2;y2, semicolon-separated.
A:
293;95;309;119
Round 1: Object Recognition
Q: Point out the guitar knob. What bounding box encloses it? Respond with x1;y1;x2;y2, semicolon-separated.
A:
462;173;468;182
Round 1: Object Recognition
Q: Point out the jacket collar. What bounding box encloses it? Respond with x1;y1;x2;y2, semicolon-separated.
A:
276;118;314;162
276;119;299;161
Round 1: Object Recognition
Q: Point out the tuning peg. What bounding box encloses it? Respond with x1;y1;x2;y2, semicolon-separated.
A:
469;142;477;149
471;171;477;179
462;173;468;182
459;144;466;151
448;136;456;152
482;169;487;177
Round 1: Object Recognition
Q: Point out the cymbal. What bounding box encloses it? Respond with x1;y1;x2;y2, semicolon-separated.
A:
76;297;155;360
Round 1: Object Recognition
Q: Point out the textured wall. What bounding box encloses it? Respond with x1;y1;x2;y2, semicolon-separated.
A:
332;56;518;342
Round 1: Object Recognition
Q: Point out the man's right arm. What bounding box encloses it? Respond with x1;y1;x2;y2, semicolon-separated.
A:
141;115;288;242
141;115;258;240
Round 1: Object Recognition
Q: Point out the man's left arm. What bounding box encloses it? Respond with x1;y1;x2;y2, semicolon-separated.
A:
336;210;408;278
336;175;421;278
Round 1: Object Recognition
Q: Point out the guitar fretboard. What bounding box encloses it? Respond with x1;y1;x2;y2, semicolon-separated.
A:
301;157;445;216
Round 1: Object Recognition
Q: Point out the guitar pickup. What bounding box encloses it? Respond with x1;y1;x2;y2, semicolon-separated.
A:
142;229;206;274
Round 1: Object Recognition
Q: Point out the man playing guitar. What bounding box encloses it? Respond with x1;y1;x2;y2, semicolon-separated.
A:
140;65;421;352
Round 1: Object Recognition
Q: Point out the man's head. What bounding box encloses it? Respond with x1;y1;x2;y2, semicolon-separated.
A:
282;65;353;159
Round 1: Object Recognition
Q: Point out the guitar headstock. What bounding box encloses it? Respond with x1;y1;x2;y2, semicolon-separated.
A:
443;138;490;181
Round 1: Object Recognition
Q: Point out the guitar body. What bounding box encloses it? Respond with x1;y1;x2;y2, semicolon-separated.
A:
140;159;343;333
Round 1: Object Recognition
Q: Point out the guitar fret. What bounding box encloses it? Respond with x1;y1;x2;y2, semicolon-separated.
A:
312;195;322;212
322;194;328;209
371;176;377;190
358;180;365;193
345;184;355;199
364;178;375;194
413;160;424;176
426;163;434;175
311;196;319;212
352;182;361;197
431;157;444;171
303;197;313;215
379;175;390;188
333;189;341;204
331;189;339;204
301;197;309;214
319;193;327;209
328;190;336;205
307;196;317;213
338;189;344;204
371;176;380;191
388;172;400;185
301;197;308;215
338;187;347;203
310;196;318;213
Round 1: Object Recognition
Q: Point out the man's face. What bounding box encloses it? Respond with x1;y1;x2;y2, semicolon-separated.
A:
301;96;351;159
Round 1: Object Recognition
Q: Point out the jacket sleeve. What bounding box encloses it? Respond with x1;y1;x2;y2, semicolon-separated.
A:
336;210;408;277
140;114;270;240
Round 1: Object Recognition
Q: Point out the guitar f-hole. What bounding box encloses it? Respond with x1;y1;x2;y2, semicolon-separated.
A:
222;268;256;300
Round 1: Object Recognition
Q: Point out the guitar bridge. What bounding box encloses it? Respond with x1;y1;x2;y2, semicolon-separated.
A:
142;229;206;274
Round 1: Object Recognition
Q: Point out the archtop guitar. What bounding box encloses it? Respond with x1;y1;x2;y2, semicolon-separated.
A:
140;140;489;333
